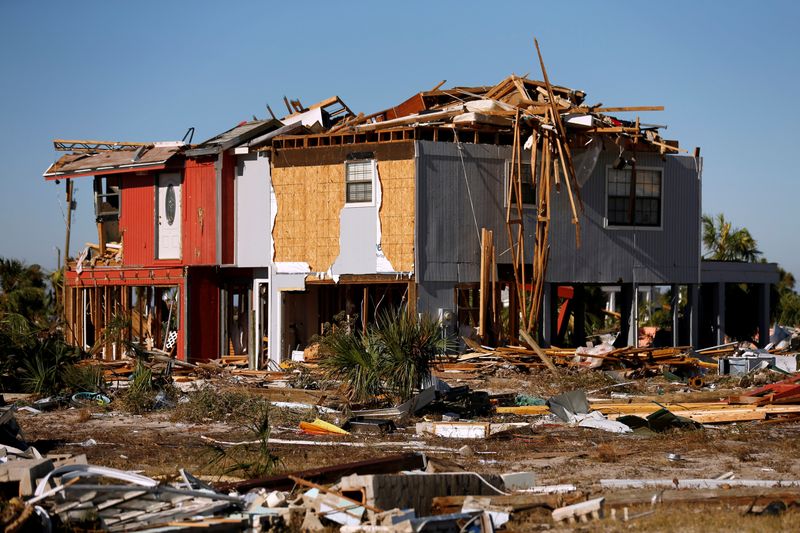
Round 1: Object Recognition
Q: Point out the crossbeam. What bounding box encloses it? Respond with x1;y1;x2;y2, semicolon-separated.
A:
54;139;151;152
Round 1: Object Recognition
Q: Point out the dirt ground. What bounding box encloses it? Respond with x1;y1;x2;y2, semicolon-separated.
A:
14;370;800;531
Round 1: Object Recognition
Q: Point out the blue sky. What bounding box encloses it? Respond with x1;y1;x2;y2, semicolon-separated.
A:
1;1;799;277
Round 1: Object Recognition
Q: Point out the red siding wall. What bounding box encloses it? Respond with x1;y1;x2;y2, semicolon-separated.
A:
221;151;235;264
120;174;155;267
183;158;217;265
187;267;220;362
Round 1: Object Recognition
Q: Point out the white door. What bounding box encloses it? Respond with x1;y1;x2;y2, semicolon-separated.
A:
157;173;182;259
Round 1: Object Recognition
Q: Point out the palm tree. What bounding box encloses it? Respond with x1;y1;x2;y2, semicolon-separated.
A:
0;257;48;321
702;213;761;262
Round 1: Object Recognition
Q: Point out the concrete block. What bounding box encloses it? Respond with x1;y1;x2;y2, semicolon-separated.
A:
0;458;53;496
500;471;536;491
50;454;88;469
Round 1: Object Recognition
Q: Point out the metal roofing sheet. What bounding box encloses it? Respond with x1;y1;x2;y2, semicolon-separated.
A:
44;145;183;178
185;119;282;156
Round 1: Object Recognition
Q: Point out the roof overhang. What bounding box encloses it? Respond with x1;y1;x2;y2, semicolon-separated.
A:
701;261;780;285
43;143;183;180
44;162;170;181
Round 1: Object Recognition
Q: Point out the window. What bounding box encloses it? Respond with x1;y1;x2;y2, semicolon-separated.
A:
506;161;535;208
93;176;120;221
606;166;662;227
345;160;375;204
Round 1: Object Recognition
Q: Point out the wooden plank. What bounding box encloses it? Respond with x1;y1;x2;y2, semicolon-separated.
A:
589;106;664;113
288;475;382;513
519;329;558;375
479;228;491;340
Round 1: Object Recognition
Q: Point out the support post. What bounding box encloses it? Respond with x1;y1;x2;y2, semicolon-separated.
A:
540;283;554;347
627;284;639;347
573;285;586;347
478;228;492;341
362;286;369;334
687;283;700;348
671;284;679;347
615;283;633;348
716;282;726;345
62;179;74;322
407;278;417;317
758;283;770;347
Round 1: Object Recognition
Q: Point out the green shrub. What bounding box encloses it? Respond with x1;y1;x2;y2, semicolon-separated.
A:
320;307;450;405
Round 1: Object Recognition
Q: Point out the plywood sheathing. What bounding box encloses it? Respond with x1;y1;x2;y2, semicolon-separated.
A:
377;159;415;272
272;141;416;273
272;164;345;271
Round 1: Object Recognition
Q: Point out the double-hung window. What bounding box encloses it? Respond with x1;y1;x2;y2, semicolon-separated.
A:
345;159;375;205
606;166;662;227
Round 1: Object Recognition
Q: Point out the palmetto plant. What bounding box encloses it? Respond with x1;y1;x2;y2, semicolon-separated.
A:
320;327;382;404
373;308;449;402
320;307;449;405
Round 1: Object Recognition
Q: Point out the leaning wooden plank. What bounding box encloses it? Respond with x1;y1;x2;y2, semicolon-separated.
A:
519;329;559;375
354;108;463;132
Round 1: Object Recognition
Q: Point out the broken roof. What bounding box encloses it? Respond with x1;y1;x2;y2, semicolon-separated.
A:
277;74;680;155
184;119;282;157
43;143;184;180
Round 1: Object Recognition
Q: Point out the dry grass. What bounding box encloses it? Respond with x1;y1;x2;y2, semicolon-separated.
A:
590;504;800;532
592;443;621;463
76;408;92;423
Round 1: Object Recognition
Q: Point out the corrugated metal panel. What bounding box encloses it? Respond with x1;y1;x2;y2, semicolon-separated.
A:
416;141;535;284
183;158;217;264
416;141;701;289
120;174;155;266
221;151;235;264
546;152;701;284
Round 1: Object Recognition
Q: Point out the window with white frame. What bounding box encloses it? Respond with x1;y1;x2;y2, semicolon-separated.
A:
345;159;375;204
606;166;662;227
505;161;535;208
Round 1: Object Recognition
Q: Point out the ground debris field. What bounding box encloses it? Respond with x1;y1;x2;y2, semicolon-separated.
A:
9;361;800;532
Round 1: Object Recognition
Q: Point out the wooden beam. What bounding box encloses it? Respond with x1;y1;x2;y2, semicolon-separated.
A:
568;106;665;114
519;328;559;375
479;228;492;340
288;475;383;513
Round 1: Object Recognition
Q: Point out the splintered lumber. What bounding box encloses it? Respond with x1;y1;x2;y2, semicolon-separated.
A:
432;492;582;515
496;403;800;424
479;228;492;340
288;475;383;513
519;329;559;375
590;106;664;113
219;453;425;492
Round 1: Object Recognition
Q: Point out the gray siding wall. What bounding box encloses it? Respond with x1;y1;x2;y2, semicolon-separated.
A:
547;152;701;284
416;140;537;311
235;152;271;267
415;140;701;311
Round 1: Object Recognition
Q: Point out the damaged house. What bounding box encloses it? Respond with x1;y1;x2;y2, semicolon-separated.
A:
45;72;779;367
